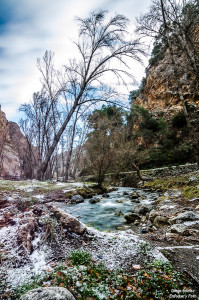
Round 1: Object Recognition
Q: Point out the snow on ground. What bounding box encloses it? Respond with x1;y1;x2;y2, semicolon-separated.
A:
87;227;167;270
0;212;51;289
0;218;167;290
157;245;199;250
34;194;45;200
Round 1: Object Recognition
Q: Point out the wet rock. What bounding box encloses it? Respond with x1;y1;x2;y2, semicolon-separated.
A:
124;213;141;223
131;199;140;203
20;287;75;300
132;204;152;215
17;215;38;254
46;204;86;235
170;224;190;236
89;198;100;204
170;211;199;224
139;226;149;234
196;205;199;210
102;193;110;198
116;199;124;203
114;209;124;216
108;187;117;192
153;216;169;228
130;191;139;199
123;191;129;196
71;194;84;204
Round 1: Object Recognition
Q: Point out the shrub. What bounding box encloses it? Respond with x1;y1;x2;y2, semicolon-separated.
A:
69;249;92;265
172;110;187;128
16;198;39;212
122;173;138;187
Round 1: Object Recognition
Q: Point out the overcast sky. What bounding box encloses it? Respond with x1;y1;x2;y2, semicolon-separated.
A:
0;0;151;121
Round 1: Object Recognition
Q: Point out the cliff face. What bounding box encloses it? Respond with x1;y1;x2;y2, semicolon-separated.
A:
0;107;28;179
135;49;199;117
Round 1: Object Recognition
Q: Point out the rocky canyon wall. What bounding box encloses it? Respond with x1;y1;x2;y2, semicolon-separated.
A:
0;107;28;179
134;48;199;118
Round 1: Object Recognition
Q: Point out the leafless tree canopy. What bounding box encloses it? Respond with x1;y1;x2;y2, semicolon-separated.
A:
20;10;145;180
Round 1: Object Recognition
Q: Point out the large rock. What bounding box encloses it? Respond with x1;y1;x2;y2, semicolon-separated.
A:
149;210;159;222
115;209;124;216
20;287;75;300
170;224;190;236
132;204;152;215
170;211;199;224
130;191;139;199
46;204;86;235
124;213;141;223
153;216;169;228
71;194;84;204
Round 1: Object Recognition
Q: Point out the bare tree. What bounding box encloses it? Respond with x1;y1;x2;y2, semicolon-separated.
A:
34;11;145;179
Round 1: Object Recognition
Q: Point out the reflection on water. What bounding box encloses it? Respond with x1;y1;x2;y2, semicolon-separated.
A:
54;187;158;230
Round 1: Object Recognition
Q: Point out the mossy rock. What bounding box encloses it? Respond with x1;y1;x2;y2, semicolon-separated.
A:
64;190;77;199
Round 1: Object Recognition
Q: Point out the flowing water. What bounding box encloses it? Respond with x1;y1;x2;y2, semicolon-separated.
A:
54;187;159;231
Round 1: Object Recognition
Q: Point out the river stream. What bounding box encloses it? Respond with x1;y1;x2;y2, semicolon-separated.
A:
54;187;159;230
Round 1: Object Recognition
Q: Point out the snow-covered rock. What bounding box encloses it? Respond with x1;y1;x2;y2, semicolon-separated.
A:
170;211;199;224
46;204;87;234
20;287;75;300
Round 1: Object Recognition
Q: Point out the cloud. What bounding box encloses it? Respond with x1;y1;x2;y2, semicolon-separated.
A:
0;0;151;121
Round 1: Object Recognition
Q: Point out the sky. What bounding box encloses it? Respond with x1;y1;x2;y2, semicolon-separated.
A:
0;0;151;121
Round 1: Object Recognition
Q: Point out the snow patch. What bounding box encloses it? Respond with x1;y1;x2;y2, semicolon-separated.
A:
87;228;167;270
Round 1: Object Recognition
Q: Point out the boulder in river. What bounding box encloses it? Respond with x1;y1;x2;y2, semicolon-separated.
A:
132;204;152;215
20;287;75;300
123;191;129;196
71;194;84;204
89;198;100;204
115;209;124;216
102;193;110;198
116;199;125;203
130;191;139;199
131;199;140;203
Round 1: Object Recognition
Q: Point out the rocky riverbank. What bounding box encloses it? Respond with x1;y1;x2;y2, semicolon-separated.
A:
0;174;199;298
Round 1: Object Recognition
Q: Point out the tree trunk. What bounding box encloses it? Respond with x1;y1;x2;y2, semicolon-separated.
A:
38;103;77;179
64;111;78;181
